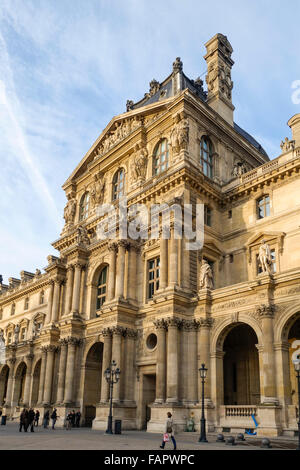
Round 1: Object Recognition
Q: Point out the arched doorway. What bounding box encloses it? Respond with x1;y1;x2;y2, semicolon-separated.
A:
31;360;41;406
0;365;9;406
287;315;300;407
223;324;260;405
12;362;27;406
83;342;103;426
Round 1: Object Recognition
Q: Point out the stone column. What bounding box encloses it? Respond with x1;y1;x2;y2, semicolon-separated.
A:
64;265;74;315
154;320;166;403
51;280;61;323
23;354;34;406
127;245;138;301
258;305;278;403
183;320;199;403
64;338;79;404
111;327;123;402
45;281;54;324
181;238;190;290
38;348;47;404
72;263;82;314
169;226;178;287
115;241;127;299
43;345;56;405
160;238;168;289
43;346;56;405
166;318;180;403
107;243;117;301
5;358;16;407
198;318;213;401
124;329;137;403
100;329;112;403
56;339;68;404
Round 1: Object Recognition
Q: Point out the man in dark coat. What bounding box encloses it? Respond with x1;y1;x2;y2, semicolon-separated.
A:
28;408;35;432
51;408;57;429
34;410;40;426
75;411;81;428
19;408;29;432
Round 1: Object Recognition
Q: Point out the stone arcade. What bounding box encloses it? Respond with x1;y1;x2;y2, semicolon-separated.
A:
1;34;300;437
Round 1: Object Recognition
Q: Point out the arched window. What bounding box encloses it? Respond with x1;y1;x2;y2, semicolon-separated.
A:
200;136;213;178
153;139;169;176
257;195;270;219
96;266;108;310
112;169;125;201
79;192;90;221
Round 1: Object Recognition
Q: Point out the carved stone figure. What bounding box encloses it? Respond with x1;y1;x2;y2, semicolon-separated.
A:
76;225;90;246
258;240;272;274
199;260;214;289
0;329;4;344
171;115;189;154
232;160;248;177
149;79;160;96
132;146;148;181
14;324;20;344
280;137;295;153
90;172;106;208
32;319;38;337
63;194;76;225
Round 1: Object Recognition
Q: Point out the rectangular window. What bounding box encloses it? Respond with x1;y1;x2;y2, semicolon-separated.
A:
228;210;232;219
148;257;160;299
21;328;26;341
204;206;212;227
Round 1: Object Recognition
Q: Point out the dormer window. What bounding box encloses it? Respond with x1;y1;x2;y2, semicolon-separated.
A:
79;192;90;221
200;136;213;178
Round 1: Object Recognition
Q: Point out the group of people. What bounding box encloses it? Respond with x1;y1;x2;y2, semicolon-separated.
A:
19;408;81;431
19;409;40;432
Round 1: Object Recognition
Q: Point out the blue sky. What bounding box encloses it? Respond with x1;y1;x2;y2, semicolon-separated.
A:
0;0;299;282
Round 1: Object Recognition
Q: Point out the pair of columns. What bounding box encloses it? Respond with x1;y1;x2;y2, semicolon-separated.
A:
107;241;139;302
154;317;213;404
100;326;137;404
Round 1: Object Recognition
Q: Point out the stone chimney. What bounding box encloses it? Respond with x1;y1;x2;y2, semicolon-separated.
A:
204;33;235;126
288;114;300;148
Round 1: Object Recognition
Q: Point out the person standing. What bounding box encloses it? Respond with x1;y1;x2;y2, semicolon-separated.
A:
43;410;50;429
19;408;29;432
66;411;72;430
71;410;76;428
75;411;81;428
51;408;57;430
28;408;35;432
34;410;40;426
160;412;177;450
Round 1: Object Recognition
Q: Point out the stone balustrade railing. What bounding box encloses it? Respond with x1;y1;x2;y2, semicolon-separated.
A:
225;406;257;417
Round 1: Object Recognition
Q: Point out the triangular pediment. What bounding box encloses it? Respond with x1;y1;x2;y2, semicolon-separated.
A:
63;98;174;189
245;231;286;263
203;238;223;258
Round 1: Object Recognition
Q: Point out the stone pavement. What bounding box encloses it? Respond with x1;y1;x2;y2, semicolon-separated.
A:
0;422;298;450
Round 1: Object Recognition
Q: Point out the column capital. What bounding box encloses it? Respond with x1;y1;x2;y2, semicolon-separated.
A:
59;338;69;347
124;328;138;339
108;242;118;253
7;357;16;366
118;239;130;250
101;327;112;338
165;317;182;329
111;325;126;337
42;345;58;353
153;319;167;330
66;336;82;346
182;319;200;331
256;304;275;318
199;317;214;328
26;353;34;362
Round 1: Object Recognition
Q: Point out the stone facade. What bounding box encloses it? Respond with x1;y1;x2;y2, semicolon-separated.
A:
0;34;300;437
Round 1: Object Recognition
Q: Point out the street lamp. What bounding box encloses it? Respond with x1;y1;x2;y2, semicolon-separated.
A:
293;357;300;450
198;363;208;443
104;360;121;434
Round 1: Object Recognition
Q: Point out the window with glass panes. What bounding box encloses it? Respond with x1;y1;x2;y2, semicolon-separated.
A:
79;192;90;221
96;266;107;310
112;169;125;200
204;205;212;226
148;257;160;299
40;291;44;304
153;140;169;176
257;195;270;219
20;328;26;341
11;304;15;316
8;332;12;344
200;136;213;178
24;298;29;310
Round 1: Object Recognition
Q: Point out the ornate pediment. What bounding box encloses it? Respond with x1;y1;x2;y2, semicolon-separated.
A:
245;231;286;264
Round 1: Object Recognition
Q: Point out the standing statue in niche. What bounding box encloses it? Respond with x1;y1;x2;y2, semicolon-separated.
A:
171;114;189;154
199;259;214;290
258;240;272;274
63;194;76;225
90;172;106;208
132;146;148;181
14;324;20;344
76;225;90;246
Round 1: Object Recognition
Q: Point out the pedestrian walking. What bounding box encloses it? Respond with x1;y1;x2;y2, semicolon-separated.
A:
19;408;29;432
160;412;177;450
75;411;81;428
66;411;72;430
28;408;35;432
43;410;50;429
71;410;76;428
51;408;57;429
34;410;40;426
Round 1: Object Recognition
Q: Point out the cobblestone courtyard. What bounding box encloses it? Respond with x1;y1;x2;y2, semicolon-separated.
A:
0;422;298;450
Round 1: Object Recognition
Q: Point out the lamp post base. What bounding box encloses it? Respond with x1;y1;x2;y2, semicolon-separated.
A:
106;415;113;434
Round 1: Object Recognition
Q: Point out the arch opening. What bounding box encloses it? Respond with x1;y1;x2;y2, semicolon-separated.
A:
82;342;103;426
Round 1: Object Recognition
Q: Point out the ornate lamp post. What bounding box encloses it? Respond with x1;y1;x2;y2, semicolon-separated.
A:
293;357;300;450
198;363;208;443
104;360;120;434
